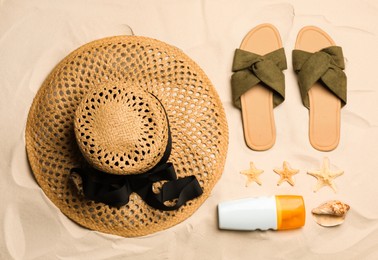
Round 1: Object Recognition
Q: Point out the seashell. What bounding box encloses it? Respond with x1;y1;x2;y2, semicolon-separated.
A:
312;200;350;227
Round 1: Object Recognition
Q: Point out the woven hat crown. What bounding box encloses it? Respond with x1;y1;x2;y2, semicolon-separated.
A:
74;82;169;175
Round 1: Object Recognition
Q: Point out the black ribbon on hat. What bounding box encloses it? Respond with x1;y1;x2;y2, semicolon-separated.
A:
70;94;203;210
70;133;203;210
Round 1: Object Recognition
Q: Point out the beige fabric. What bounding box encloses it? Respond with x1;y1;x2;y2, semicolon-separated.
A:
240;24;283;151
1;0;378;259
294;26;341;151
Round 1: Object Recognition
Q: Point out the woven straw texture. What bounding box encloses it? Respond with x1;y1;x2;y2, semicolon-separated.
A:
74;83;169;175
25;36;228;237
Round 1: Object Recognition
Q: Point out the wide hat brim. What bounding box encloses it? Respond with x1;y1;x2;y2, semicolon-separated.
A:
25;35;228;237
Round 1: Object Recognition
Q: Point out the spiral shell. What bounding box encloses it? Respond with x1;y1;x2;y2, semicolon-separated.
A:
312;200;350;227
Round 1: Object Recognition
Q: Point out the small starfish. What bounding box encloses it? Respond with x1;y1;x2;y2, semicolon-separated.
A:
274;161;299;186
307;157;344;193
240;162;264;187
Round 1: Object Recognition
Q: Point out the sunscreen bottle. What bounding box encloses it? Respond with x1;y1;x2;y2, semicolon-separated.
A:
218;195;305;230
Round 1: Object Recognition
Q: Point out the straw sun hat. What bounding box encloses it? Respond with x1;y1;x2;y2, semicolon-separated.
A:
25;35;228;237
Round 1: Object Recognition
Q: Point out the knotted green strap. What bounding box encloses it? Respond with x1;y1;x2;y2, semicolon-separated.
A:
292;46;347;109
231;48;287;109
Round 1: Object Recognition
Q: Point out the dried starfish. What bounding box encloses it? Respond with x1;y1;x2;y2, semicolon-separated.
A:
307;157;344;193
240;162;264;187
274;161;299;186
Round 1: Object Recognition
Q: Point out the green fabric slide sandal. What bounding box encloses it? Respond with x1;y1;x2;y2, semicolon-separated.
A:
231;24;287;151
293;26;347;151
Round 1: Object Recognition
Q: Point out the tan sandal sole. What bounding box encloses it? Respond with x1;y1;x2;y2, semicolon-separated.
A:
240;24;283;151
295;26;341;151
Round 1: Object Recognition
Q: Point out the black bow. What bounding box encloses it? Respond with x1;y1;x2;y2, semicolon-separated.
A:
70;162;203;210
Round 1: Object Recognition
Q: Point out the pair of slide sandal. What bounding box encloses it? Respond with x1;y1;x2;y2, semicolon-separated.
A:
232;24;347;152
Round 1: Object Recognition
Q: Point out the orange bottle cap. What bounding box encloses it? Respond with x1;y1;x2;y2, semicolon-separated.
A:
275;195;306;230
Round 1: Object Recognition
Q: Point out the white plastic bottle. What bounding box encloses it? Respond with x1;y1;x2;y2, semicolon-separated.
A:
218;195;305;231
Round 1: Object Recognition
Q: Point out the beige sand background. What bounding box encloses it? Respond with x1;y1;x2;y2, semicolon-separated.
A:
1;0;378;259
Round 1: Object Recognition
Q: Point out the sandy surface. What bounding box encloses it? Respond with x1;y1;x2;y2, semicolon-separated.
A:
1;0;378;259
